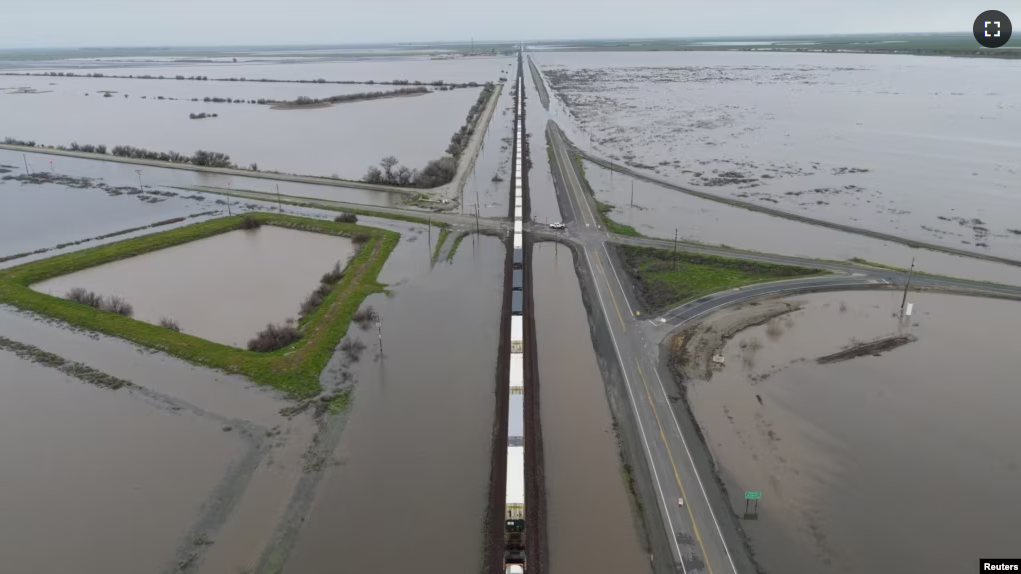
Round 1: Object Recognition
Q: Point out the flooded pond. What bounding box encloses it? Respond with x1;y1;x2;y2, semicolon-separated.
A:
583;159;1021;286
32;225;355;347
532;243;646;573
681;290;1021;574
533;51;1021;259
0;349;244;574
14;55;514;83
0;85;482;178
283;235;504;574
0;148;408;207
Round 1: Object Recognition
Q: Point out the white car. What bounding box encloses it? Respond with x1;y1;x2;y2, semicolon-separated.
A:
549;222;566;229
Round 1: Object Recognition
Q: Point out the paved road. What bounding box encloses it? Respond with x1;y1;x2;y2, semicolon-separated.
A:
541;115;1021;574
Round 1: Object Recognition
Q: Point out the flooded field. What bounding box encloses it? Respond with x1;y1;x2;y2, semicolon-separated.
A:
283;235;504;574
583;159;1021;286
1;148;408;207
0;175;211;260
0;84;482;178
15;55;514;83
522;67;564;224
461;77;515;217
32;226;355;347
532;243;646;573
533;51;1021;259
0;350;243;574
681;291;1021;574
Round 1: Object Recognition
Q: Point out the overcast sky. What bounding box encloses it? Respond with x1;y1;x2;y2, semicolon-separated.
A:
3;0;996;48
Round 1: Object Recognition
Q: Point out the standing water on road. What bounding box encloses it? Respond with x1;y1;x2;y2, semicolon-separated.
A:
532;242;647;574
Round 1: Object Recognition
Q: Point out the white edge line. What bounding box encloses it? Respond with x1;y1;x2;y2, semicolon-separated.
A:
651;365;738;574
666;280;876;325
602;242;635;317
584;247;686;571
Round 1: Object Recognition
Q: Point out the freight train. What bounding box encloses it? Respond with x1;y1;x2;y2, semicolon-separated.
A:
505;69;526;574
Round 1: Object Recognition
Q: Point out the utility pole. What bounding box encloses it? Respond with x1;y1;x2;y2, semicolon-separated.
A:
475;204;480;235
376;315;383;354
428;216;432;252
900;257;915;317
135;169;143;193
630;179;634;208
276;184;282;212
226;195;232;216
673;228;679;270
22;154;29;174
50;160;54;174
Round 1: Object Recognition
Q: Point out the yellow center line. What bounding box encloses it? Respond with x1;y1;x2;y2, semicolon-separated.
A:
592;251;626;332
635;358;715;574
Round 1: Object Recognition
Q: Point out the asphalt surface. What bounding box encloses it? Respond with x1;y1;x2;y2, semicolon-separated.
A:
539;115;1021;574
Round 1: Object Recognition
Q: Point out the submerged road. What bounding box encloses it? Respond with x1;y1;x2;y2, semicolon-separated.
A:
540;114;1021;574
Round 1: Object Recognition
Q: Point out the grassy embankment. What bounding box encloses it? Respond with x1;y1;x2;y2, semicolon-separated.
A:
0;212;398;398
615;244;827;313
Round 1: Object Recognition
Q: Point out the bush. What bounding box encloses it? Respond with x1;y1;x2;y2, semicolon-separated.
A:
247;320;302;352
339;337;367;362
414;156;457;188
333;212;357;224
351;233;371;246
159;317;181;331
66;287;102;308
299;283;333;317
352;305;378;330
102;296;133;316
320;262;345;285
240;215;261;229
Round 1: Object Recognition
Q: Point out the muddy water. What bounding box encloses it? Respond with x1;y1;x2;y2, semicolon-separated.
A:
0;86;481;178
283;235;504;574
0;350;244;574
532;243;647;573
0;149;407;207
0;177;208;258
583;159;1021;286
15;55;514;83
534;51;1021;259
32;226;355;347
685;291;1021;574
462;80;515;217
522;65;564;224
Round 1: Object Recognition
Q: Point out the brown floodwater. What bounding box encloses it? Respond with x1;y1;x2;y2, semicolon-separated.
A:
0;84;481;178
461;79;515;217
583;159;1021;286
283;235;505;574
531;243;647;573
32;226;355;347
522;66;564;224
534;51;1021;260
684;291;1021;574
0;350;244;574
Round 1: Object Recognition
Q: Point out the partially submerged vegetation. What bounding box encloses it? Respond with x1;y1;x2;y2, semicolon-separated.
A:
269;87;429;109
2;69;491;86
0;213;399;397
362;82;497;188
247;319;302;352
65;287;134;316
189;112;218;119
0;335;134;390
614;244;827;312
0;138;236;168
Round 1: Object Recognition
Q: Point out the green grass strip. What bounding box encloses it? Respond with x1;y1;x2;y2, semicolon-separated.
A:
615;244;827;313
0;212;398;398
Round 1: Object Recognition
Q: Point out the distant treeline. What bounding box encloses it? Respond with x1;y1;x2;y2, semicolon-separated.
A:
1;70;489;88
363;82;496;189
1;137;234;168
275;86;429;107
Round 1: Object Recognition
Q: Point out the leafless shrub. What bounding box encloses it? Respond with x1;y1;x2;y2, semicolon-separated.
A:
102;296;134;316
839;301;848;313
765;320;783;338
320;262;345;285
239;214;261;229
159;317;181;331
247;321;302;352
299;283;333;317
333;212;357;223
353;305;378;330
66;287;102;308
351;233;371;246
339;337;367;362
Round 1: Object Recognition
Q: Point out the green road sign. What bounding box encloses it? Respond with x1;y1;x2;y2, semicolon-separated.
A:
745;491;762;500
